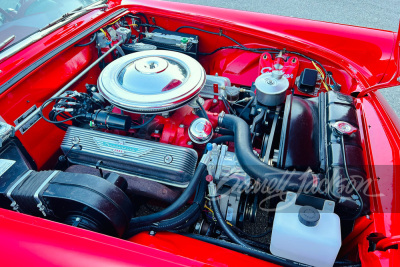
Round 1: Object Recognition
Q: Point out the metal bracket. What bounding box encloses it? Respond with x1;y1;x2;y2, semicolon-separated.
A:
33;171;59;216
6;170;33;212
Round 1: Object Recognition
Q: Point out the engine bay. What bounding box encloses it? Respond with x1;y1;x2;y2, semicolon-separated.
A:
0;11;371;267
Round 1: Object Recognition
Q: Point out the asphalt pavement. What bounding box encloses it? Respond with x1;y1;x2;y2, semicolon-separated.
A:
168;0;400;116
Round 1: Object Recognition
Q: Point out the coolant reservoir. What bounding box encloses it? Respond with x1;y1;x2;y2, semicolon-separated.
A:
270;192;341;267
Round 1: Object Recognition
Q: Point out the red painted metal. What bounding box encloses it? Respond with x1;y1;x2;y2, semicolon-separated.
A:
258;52;299;88
376;236;400;251
110;99;223;149
130;232;275;266
0;0;399;266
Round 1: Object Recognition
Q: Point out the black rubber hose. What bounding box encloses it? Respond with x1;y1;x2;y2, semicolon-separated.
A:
219;114;318;192
215;128;234;136
210;195;250;247
130;115;156;129
210;135;234;144
75;33;97;47
125;176;207;237
128;162;207;228
174;208;202;230
133;12;149;24
238;97;255;118
172;232;311;267
196;99;209;120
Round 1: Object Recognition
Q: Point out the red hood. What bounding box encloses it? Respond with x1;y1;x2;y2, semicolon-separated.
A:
111;0;399;96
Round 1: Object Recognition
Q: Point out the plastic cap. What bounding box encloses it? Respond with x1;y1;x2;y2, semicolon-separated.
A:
298;206;320;227
181;37;189;44
206;143;213;151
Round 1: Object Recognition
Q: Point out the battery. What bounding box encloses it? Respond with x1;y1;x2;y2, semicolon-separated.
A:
141;29;199;58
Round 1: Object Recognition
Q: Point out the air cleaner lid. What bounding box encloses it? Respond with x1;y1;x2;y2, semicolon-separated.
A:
98;50;206;113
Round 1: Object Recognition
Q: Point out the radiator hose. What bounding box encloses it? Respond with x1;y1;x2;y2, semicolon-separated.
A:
124;173;207;238
126;158;207;230
218;113;319;193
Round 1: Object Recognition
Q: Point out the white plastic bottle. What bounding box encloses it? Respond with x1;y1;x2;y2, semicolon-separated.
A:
270;192;341;267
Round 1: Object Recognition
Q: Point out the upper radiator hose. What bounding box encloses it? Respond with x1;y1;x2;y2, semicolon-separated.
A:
218;113;319;193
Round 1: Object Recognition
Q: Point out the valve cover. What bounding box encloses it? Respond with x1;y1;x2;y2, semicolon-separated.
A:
61;127;198;187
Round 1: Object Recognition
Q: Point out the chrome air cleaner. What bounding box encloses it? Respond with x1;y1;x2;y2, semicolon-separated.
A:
98;50;206;114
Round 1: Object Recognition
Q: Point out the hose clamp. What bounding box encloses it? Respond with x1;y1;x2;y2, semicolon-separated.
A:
208;181;217;197
218;111;225;125
200;150;211;165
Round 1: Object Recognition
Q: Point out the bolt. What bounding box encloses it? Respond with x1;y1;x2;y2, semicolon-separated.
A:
71;137;80;144
187;141;193;146
149;230;156;236
397;77;400;83
257;108;262;112
179;124;185;128
213;99;218;104
194;223;201;232
164;155;173;164
154;129;159;134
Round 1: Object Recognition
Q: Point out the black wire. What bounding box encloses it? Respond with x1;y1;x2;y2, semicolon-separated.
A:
130;114;157;129
140;23;164;30
175;25;337;86
221;96;236;115
328;72;339;91
176;26;249;49
40;97;85;124
210;195;250;247
287;51;328;81
75;32;97;47
196;99;209;120
172;232;308;267
340;134;364;220
238;97;254;118
49;110;69;131
199;45;279;56
132;12;149;24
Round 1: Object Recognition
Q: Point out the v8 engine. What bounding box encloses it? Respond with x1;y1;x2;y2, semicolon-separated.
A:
0;16;370;267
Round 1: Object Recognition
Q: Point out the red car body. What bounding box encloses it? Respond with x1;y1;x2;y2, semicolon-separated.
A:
0;0;400;266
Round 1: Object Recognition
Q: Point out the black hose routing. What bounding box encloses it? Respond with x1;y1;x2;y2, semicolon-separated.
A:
218;113;320;193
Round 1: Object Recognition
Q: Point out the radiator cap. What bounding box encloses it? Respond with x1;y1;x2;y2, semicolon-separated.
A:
98;50;206;114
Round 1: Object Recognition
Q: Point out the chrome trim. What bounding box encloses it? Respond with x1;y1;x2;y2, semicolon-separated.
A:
98;50;206;114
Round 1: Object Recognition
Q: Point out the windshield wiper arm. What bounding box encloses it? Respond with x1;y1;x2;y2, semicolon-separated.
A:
40;2;108;31
0;35;16;51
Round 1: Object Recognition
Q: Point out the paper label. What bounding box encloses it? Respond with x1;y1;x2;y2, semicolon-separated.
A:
0;159;15;177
